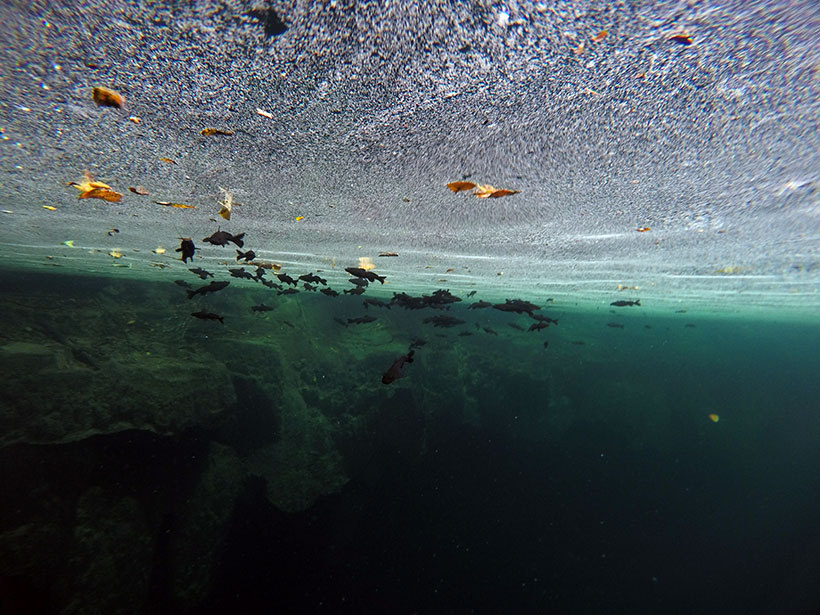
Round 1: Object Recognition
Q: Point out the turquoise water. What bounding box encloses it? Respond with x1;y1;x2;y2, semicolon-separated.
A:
1;267;818;613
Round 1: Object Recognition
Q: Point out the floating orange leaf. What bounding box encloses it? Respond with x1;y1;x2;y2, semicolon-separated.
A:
487;189;520;198
636;227;651;232
159;157;177;165
591;30;608;43
447;181;476;193
201;128;235;136
79;187;123;202
92;86;124;108
668;29;693;45
573;42;585;55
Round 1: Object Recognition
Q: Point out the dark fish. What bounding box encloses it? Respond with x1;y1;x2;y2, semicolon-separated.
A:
458;331;473;337
282;320;295;328
344;286;366;295
276;273;298;286
174;279;192;288
492;299;539;315
483;327;498;336
203;230;246;247
303;283;317;291
228;268;254;280
428;289;461;306
685;323;696;328
261;279;282;290
466;290;477;297
191;310;224;324
607;322;625;329
236;249;256;262
176;238;196;263
299;273;327;285
278;288;299;295
382;350;414;384
320;288;339;297
345;267;386;284
390;292;427;310
334;317;348;327
186;280;230;299
422;315;465;328
675;309;687;313
529;313;558;325
409;338;426;349
348;277;369;287
610;299;641;307
508;323;525;332
528;322;549;332
189;267;213;280
251;303;275;312
543;341;549;350
469;300;491;309
572;341;586;346
363;298;391;309
348;315;377;325
254;266;266;279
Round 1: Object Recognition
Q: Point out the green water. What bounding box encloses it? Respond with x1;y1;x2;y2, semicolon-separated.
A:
1;267;819;613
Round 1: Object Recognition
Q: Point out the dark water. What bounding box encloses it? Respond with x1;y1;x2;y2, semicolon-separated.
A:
1;269;819;614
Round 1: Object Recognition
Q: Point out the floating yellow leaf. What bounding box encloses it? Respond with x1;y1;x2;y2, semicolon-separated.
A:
358;256;375;271
68;171;111;193
201;128;234;136
42;205;57;211
708;413;720;423
62;240;74;247
153;247;166;255
447;181;476;193
217;187;234;220
154;201;197;209
92;86;124;108
109;250;123;259
295;216;304;221
128;115;140;124
159;157;177;165
256;108;274;119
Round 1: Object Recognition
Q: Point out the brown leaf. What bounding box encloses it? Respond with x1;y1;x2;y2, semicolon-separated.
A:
129;186;149;195
487;189;521;198
447;181;476;193
200;128;235;136
92;87;124;108
591;30;608;43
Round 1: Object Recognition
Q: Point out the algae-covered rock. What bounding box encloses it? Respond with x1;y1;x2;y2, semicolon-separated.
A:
62;487;153;615
0;350;236;446
168;442;246;610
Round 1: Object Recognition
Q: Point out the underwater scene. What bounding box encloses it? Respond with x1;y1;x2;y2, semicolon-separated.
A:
1;1;819;614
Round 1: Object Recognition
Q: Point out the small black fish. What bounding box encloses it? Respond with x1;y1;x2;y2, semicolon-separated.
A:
409;338;426;349
363;298;391;309
610;299;641;307
229;268;255;280
607;322;625;329
203;230;246;247
276;273;298;286
303;283;317;291
382;350;414;384
344;286;366;295
345;267;386;284
251;303;275;312
334;317;348;327
468;300;492;309
186;280;230;299
543;341;549;350
254;266;266;280
176;238;196;263
348;315;377;325
675;309;687;313
492;299;539;315
685;323;696;328
320;288;339;297
278;288;299;295
191;310;224;324
572;341;586;346
236;249;256;262
189;267;213;280
508;323;525;332
458;331;473;336
528;322;549;332
174;279;192;288
348;278;369;287
529;314;558;325
261;279;283;290
299;273;327;285
423;315;465;328
466;290;477;297
483;327;498;336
